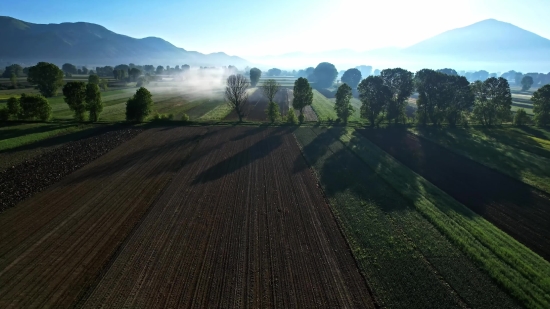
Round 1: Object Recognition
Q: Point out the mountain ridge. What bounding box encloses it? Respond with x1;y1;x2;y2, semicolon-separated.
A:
0;16;249;67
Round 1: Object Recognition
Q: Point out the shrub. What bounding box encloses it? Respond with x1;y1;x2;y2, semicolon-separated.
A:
513;108;530;126
7;96;20;119
298;114;305;124
19;93;51;121
181;113;190;122
0;108;9;121
286;108;298;124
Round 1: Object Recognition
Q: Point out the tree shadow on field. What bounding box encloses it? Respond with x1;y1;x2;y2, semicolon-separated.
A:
65;127;209;185
292;126;347;174
191;126;293;185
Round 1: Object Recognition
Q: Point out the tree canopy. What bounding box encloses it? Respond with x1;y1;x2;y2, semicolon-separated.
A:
225;74;250;122
18;94;51;121
341;68;362;89
358;76;392;127
292;77;313;122
63;81;88;121
86;83;103;122
472;77;512;126
62;63;77;75
521;76;534;91
311;62;338;88
334;83;354;123
437;68;458;76
267;68;282;77
126;87;154;122
380;68;414;124
27;62;64;97
532;84;550;126
250;68;262;87
88;74;100;85
2;64;24;78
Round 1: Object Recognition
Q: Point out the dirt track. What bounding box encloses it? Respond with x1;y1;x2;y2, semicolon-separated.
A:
82;127;374;308
360;128;550;261
0;127;207;308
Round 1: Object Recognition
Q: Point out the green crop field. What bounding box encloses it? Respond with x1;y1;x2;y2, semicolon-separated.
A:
412;126;550;194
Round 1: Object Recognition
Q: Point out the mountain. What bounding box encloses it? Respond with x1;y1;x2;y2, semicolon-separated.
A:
251;19;550;72
0;16;249;67
403;19;550;62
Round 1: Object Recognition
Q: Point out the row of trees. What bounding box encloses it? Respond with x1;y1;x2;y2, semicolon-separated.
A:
62;82;103;122
0;94;51;121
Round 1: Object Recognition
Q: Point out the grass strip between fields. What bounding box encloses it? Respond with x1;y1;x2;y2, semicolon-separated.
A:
198;100;232;121
337;128;550;309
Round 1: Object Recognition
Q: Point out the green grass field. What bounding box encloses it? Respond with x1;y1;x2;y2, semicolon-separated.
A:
412;126;550;194
336;128;550;309
294;127;527;308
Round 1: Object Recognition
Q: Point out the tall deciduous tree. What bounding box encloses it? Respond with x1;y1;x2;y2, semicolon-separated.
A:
358;76;392;127
532;84;550;126
521;76;534;91
27;62;64;97
1;64;23;78
472;77;512;125
380;68;414;124
437;68;458;76
126;87;154;122
334;83;354;123
311;62;338;88
415;69;445;126
444;75;475;126
250;68;262;87
10;73;17;88
341;68;362;89
86;83;103;122
292;77;313;123
225;74;250;122
260;79;280;103
63;81;88;121
129;68;141;82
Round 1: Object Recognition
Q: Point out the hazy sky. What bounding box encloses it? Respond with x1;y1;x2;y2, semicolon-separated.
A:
3;0;550;57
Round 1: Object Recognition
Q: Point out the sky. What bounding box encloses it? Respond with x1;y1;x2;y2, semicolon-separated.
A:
2;0;550;58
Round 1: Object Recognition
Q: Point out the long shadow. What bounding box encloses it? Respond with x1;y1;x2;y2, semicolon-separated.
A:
0;124;125;155
517;126;550;141
0;122;78;140
358;127;550;260
191;126;292;185
292;126;346;174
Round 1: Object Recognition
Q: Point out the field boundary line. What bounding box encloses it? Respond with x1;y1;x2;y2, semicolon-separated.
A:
291;130;381;309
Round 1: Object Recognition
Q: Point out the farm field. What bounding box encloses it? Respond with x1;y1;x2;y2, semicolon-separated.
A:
412;126;550;194
360;128;550;261
312;90;363;122
0;127;207;308
82;126;373;308
294;127;524;309
0;126;375;308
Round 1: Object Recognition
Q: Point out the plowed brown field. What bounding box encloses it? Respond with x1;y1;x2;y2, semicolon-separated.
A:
360;128;550;261
0;127;207;308
82;127;374;308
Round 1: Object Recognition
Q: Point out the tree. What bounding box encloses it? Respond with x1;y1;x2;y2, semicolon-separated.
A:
182;64;190;71
265;101;281;123
86;83;103;122
472;77;512;125
260;79;280;103
532;84;550;126
267;68;282;77
437;68;458;76
515;72;524;86
27;62;64;97
225;74;250;122
7;97;20;119
292;77;313;123
19;94;51;121
129;68;141;82
10;73;17;88
444;75;474;126
415;69;445;125
373;69;381;76
156;66;164;75
334;83;355;123
62;63;77;75
63;81;88;121
99;79;108;91
341;68;362;89
380;68;414;124
355;65;373;78
250;68;262;87
126;87;154;122
82;67;89;75
358;76;392;127
311;62;338;88
513;108;530;126
286;108;298;124
88;74;100;85
143;65;155;73
521;76;534;91
2;64;23;78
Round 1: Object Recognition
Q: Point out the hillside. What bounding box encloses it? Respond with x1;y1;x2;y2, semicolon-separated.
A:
0;16;249;67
